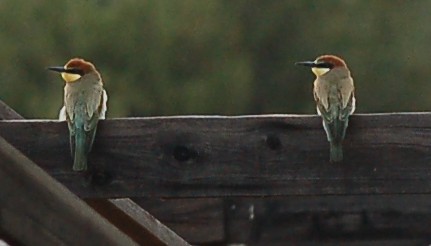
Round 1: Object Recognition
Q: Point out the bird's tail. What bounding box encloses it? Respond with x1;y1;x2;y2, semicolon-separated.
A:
329;141;343;163
73;127;88;171
323;117;349;163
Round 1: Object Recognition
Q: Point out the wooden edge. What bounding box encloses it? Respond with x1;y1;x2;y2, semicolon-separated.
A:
87;199;191;246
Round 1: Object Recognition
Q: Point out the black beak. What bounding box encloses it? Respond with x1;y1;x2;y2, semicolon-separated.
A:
48;66;84;75
295;61;316;67
47;66;67;73
295;61;334;69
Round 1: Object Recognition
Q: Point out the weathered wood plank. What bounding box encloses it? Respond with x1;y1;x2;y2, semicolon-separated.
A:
135;198;225;244
226;195;431;213
137;197;431;245
222;198;431;244
1;113;431;198
0;136;138;246
87;199;191;246
0;99;190;246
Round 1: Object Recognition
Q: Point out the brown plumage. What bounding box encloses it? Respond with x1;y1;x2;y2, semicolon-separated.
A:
296;55;355;162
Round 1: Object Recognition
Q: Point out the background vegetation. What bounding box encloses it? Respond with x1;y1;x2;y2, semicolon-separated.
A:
0;0;429;118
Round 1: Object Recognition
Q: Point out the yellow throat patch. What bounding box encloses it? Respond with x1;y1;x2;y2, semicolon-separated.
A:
61;72;81;83
311;67;330;77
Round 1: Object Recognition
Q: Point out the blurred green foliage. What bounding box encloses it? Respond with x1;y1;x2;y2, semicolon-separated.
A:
0;0;430;118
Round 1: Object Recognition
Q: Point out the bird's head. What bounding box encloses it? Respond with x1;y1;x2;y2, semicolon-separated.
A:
48;58;100;83
295;55;347;77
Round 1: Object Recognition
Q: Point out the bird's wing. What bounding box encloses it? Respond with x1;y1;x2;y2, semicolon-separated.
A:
85;86;104;120
313;84;332;123
82;87;106;154
339;92;355;121
59;90;103;121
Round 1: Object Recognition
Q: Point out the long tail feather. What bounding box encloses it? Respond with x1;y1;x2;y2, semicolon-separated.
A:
330;141;343;163
73;127;88;171
323;118;348;163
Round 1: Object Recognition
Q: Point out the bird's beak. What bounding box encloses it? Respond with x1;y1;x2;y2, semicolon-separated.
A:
48;66;84;75
295;61;316;67
48;66;67;73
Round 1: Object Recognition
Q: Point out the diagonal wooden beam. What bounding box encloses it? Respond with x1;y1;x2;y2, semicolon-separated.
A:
0;136;138;246
87;199;191;246
0;100;190;246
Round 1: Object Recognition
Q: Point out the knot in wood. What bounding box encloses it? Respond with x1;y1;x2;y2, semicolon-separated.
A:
173;145;197;162
266;134;282;150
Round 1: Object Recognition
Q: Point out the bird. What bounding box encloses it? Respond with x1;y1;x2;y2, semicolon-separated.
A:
48;58;108;171
295;55;355;162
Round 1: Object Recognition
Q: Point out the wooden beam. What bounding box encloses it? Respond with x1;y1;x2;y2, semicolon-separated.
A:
2;102;431;244
0;99;190;246
87;199;191;246
137;197;431;245
135;198;225;244
1;113;431;198
0;136;138;246
221;198;431;244
0;113;430;198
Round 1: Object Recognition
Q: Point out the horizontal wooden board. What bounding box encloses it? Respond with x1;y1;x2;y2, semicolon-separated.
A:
1;113;431;198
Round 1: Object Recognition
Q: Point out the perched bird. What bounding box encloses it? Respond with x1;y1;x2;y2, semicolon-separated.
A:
48;58;108;171
295;55;355;162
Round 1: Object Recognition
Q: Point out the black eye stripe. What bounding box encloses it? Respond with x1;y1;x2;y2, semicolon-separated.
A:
66;68;85;76
314;62;334;69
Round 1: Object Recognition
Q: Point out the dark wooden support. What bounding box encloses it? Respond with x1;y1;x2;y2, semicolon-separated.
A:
137;197;431;245
87;199;190;246
2;98;431;245
0;100;189;246
1;113;431;198
0;136;137;246
135;198;225;244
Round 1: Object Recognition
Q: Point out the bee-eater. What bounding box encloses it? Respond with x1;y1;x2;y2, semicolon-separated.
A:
48;58;108;171
295;55;355;162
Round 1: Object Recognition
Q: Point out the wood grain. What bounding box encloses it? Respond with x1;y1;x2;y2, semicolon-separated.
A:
138;197;431;245
0;100;189;246
87;199;191;246
1;113;431;198
135;198;225;244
